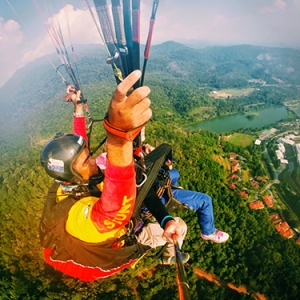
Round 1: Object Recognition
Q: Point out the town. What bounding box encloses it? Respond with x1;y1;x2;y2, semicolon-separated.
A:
226;126;300;245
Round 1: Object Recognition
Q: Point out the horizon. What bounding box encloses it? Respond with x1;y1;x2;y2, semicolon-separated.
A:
1;40;299;91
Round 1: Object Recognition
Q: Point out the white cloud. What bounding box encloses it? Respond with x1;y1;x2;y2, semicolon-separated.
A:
0;18;23;42
274;0;287;10
0;4;106;87
0;18;24;86
21;5;103;66
261;0;287;13
21;2;161;65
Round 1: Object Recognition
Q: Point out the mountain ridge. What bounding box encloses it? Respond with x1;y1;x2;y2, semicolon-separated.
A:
1;41;299;149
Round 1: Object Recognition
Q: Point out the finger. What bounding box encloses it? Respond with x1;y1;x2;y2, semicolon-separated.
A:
66;84;72;93
138;108;152;126
134;98;151;113
163;231;175;244
112;70;142;103
125;86;151;107
70;93;76;102
76;90;81;100
134;101;152;124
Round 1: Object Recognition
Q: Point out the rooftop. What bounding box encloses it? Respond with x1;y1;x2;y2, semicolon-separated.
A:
249;201;264;210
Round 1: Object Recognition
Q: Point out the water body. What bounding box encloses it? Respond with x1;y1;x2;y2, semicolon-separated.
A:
185;106;288;134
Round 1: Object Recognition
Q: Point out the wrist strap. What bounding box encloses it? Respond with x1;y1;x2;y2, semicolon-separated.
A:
160;215;175;229
102;117;145;141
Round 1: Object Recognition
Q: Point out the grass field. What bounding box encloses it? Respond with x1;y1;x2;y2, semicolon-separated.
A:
224;133;256;148
209;88;255;98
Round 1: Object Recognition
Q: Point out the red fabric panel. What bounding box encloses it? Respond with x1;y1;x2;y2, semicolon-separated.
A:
44;248;135;281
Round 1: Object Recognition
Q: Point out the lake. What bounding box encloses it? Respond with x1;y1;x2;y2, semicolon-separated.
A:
185;106;288;134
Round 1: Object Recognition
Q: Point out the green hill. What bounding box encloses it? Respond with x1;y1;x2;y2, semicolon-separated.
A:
1;42;300;150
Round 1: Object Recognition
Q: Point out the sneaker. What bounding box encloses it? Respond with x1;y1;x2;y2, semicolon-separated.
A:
201;229;229;244
159;253;190;265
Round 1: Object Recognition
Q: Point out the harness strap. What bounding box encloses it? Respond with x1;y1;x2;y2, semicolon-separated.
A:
133;143;172;217
155;168;189;213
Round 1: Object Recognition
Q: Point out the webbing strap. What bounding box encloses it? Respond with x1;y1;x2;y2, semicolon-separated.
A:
133;143;172;217
111;0;129;76
93;0;124;82
131;0;141;88
141;0;159;86
123;0;133;75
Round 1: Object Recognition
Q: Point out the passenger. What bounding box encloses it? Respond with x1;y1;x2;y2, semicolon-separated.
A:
143;142;230;244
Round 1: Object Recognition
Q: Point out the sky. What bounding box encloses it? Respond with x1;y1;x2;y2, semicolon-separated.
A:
0;0;300;87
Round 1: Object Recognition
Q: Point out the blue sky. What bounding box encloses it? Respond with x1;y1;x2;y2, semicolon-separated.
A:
1;0;300;87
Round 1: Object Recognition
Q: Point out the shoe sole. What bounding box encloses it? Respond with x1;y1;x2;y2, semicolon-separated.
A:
201;235;229;243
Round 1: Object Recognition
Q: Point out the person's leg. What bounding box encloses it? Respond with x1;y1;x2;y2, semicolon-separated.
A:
172;189;229;243
172;189;215;235
136;217;188;263
168;168;180;186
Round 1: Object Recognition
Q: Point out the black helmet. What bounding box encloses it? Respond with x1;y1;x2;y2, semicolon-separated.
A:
40;132;85;183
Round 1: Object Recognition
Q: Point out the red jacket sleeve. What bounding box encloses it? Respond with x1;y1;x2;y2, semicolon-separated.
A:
73;117;87;141
91;159;136;232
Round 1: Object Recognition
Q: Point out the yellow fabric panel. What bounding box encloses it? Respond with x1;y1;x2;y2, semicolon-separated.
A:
56;186;68;202
97;182;104;192
66;196;126;243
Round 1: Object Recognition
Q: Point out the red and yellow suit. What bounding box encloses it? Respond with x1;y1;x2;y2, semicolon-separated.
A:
40;117;149;281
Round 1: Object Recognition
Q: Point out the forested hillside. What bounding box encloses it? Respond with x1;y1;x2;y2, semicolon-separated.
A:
0;42;300;299
1;42;300;150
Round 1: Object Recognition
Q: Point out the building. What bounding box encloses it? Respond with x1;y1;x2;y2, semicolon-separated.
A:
275;222;294;239
228;183;237;190
275;148;288;164
250;181;259;188
255;176;267;183
278;137;295;146
239;191;248;199
231;165;239;173
262;195;274;207
278;143;285;153
254;139;261;145
276;149;284;160
269;212;280;222
228;153;239;160
228;174;239;181
249;201;264;210
259;128;277;140
269;213;294;239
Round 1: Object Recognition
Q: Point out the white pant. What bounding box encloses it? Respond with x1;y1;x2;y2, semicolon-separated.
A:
137;217;187;259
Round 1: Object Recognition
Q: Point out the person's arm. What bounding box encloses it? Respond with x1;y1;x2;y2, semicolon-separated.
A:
92;70;152;232
69;89;88;143
143;187;184;244
143;187;171;225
